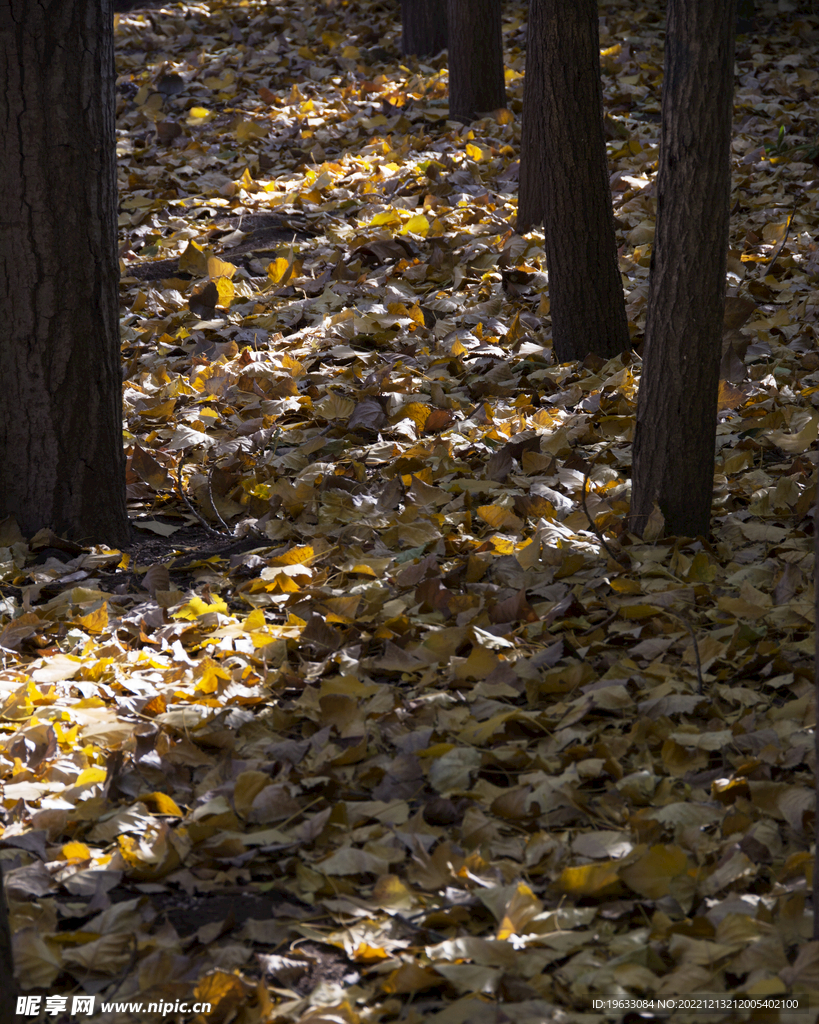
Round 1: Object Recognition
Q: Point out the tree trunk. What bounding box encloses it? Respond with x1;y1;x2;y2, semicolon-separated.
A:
736;0;754;33
401;0;447;57
446;0;506;121
0;0;128;546
0;877;15;1016
518;0;628;362
630;2;736;539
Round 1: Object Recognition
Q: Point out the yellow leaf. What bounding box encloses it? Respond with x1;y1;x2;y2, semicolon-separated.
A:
394;402;430;430
370;209;402;227
348;563;377;576
62;841;91;862
476;505;524;532
269;544;316;567
141;792;183;816
214;277;234;307
193;973;248;1018
465;142;491;162
402;214;430;237
194;657;232;694
555;861;623;897
405;303;425;325
280;353;305;375
76;767;107;787
267;256;293;285
179;240;210;275
207;256;236;280
137;399;176;421
74;603;108;635
173;594;228;620
353;943;390;961
186;106;214;124
243;608;267;632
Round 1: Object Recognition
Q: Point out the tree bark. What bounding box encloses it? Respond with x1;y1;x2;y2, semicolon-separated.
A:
518;0;628;362
401;0;447;57
630;2;736;539
736;0;754;33
0;0;128;546
446;0;506;121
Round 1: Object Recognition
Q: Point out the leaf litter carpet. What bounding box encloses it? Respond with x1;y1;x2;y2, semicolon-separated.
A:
2;0;819;1021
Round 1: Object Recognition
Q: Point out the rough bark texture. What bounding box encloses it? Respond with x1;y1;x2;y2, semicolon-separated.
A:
630;1;736;539
446;0;506;121
518;0;628;362
401;0;447;57
0;0;128;545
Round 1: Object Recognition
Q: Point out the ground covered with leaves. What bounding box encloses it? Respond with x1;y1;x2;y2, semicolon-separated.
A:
2;0;819;1021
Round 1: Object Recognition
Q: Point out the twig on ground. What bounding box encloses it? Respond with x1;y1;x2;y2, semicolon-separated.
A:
206;463;233;534
580;445;629;567
671;610;704;696
175;457;231;538
763;207;795;279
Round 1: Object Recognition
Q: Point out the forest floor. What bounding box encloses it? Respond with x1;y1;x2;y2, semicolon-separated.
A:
2;0;819;1022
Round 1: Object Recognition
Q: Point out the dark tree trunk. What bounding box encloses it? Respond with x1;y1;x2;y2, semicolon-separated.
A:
736;0;754;33
630;1;736;539
0;0;128;546
0;877;14;1015
518;0;628;362
401;0;447;57
446;0;506;121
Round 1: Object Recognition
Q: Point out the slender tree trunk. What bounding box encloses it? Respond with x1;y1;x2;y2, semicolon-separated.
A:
446;0;506;121
630;2;736;539
0;0;128;546
401;0;447;57
518;0;628;362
